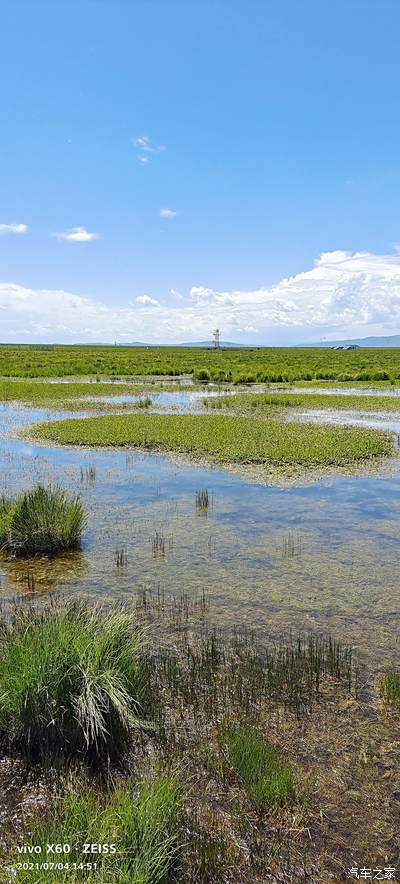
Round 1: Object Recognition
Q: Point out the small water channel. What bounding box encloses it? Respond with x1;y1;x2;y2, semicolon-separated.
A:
1;391;400;671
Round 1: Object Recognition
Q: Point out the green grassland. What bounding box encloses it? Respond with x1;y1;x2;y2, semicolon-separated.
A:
0;380;136;403
1;343;400;382
32;411;393;467
206;390;400;413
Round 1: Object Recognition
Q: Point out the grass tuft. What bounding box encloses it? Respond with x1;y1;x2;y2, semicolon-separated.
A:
380;671;400;709
0;484;86;556
0;599;158;765
220;721;296;810
8;774;183;883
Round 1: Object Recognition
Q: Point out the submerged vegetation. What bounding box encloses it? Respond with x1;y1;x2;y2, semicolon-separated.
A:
0;485;86;556
32;411;393;469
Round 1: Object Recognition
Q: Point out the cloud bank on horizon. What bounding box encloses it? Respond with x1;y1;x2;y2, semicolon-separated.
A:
2;249;400;344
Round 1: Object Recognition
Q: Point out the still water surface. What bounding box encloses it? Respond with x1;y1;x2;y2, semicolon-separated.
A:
1;393;399;670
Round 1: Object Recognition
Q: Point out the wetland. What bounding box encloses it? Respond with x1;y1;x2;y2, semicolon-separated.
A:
1;347;400;883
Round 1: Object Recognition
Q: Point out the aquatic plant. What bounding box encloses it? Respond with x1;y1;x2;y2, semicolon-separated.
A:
152;530;166;557
380;671;400;709
33;412;393;468
0;599;157;765
219;721;296;809
9;774;184;883
138;395;153;408
80;464;96;484
149;627;353;718
195;488;210;511
205;389;400;414
115;545;128;567
0;485;86;556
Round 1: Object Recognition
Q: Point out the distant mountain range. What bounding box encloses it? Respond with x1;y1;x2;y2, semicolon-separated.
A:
305;334;400;348
75;334;400;348
80;340;246;348
179;340;245;348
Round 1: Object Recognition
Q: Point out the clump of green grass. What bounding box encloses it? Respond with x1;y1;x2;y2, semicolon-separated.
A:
0;599;157;764
220;722;296;810
138;395;153;408
0;485;86;556
8;775;183;883
380;671;400;709
32;412;393;468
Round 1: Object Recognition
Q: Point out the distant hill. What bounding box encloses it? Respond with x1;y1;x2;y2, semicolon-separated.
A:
305;334;400;348
179;341;246;348
77;341;247;348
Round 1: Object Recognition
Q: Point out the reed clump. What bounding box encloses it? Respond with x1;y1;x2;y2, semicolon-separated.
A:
196;488;211;512
0;485;86;556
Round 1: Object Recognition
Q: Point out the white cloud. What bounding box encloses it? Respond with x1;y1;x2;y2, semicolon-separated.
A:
133;135;166;163
133;135;165;154
159;208;177;218
51;226;99;242
0;223;28;235
3;249;400;342
135;295;160;306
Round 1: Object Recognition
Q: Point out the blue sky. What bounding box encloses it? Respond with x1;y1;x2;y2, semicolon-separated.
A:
2;0;400;344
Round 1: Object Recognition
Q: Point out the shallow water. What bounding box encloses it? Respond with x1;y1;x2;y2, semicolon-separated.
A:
274;385;400;397
1;397;400;671
295;408;400;435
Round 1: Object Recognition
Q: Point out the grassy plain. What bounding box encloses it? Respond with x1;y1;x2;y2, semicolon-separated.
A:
206;390;400;413
1;343;400;383
32;411;393;467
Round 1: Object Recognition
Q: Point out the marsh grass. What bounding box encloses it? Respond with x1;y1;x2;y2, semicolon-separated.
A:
33;412;393;468
80;465;96;484
9;774;184;883
151;531;173;558
152;531;166;557
195;489;212;513
0;485;86;556
2;592;358;883
206;389;400;414
282;531;303;558
138;396;153;408
115;545;128;567
380;671;400;709
0;599;158;765
148;626;353;719
220;722;296;810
